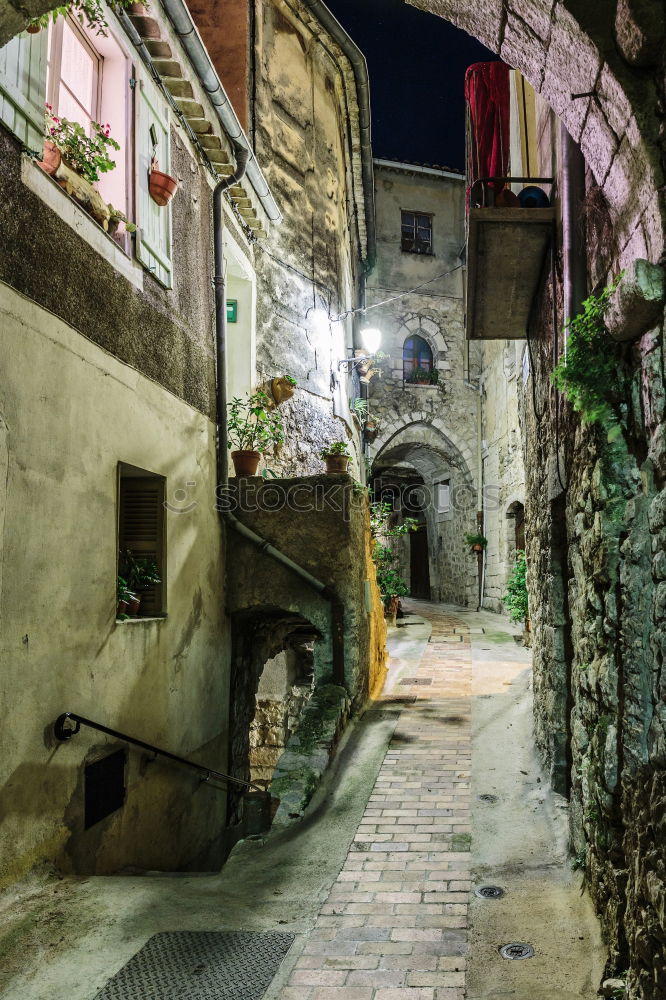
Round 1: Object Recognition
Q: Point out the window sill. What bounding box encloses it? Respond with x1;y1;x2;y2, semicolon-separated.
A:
116;616;167;625
20;155;145;292
401;249;435;257
403;383;440;390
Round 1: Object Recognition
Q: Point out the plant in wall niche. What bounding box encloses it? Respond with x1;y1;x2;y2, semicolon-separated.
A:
28;0;142;36
464;532;488;553
319;440;352;474
116;575;136;619
406;366;439;386
118;550;160;616
227;390;285;477
503;550;528;624
551;275;625;433
44;107;120;183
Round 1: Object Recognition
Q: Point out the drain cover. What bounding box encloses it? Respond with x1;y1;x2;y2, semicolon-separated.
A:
474;885;505;899
94;931;295;999
399;677;432;685
499;942;535;960
478;794;498;804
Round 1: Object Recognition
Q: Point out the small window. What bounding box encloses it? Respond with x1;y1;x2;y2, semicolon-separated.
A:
84;748;127;828
118;464;166;617
403;334;433;379
401;211;433;254
435;481;450;514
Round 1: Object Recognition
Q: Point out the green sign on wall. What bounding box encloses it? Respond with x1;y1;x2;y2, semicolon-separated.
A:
226;299;238;323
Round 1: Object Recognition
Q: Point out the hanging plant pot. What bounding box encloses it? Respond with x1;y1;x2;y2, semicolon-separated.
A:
324;455;350;474
149;159;178;206
38;140;62;176
364;420;379;443
26;22;42;33
271;377;296;406
472;543;484;553
231;450;261;477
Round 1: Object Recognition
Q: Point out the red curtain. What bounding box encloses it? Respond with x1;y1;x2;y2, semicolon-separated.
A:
464;61;510;196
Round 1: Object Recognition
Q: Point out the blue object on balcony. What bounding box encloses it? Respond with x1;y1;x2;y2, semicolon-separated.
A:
518;186;550;208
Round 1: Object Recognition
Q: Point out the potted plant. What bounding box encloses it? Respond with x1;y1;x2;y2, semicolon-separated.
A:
117;575;135;619
28;0;139;37
406;366;439;386
149;157;178;207
364;415;380;442
107;205;137;237
464;532;488;554
228;390;285;477
271;375;297;406
319;441;351;474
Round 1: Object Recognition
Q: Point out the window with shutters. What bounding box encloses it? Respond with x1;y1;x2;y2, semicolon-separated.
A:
118;464;166;618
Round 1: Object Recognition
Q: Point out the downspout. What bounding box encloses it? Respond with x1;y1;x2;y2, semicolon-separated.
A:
159;0;282;224
560;123;587;337
212;158;346;689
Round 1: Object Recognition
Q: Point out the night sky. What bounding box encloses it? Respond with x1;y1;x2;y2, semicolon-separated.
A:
324;0;497;171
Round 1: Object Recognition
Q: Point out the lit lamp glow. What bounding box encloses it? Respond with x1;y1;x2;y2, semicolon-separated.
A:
360;326;382;354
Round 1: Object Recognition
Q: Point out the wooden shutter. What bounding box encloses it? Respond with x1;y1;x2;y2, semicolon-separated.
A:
135;69;173;288
119;475;165;616
0;29;48;152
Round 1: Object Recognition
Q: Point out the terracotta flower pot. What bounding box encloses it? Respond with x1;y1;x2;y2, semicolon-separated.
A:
271;377;295;405
231;450;261;477
149;161;178;206
117;600;129;617
473;543;483;553
127;595;141;615
38;140;62;176
325;455;350;474
26;22;41;33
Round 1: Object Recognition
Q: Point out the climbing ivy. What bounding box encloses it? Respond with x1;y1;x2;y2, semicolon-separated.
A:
551;276;624;432
370;501;417;604
503;550;528;624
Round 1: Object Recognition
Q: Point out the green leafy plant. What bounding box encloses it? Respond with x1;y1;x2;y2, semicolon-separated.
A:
121;551;160;593
117;575;135;604
319;440;351;459
370;501;418;604
108;205;137;233
551;276;624;430
406;366;439;385
464;532;488;551
227;390;285;453
503;550;528;623
29;0;142;36
351;397;368;419
571;850;586;872
45;106;120;183
282;375;297;386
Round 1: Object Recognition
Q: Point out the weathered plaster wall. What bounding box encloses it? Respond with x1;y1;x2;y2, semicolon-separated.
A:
0;286;230;883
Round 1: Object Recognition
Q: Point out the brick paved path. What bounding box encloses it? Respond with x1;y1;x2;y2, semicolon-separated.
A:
280;604;472;1000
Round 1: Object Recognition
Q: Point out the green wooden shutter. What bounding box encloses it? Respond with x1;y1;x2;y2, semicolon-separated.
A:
0;29;48;152
135;70;173;288
119;475;165;616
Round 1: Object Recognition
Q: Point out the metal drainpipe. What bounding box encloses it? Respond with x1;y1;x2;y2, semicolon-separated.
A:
212;159;346;690
560;123;587;340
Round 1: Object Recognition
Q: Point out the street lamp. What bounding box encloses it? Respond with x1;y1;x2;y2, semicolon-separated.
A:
337;326;383;372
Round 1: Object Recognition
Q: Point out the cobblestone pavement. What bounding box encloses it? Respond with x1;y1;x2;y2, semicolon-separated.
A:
279;603;471;999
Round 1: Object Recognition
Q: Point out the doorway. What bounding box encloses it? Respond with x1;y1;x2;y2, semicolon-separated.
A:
410;527;430;599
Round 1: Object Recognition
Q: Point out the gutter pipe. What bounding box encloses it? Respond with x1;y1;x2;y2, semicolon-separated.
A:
212;160;346;690
160;0;282;224
298;0;376;273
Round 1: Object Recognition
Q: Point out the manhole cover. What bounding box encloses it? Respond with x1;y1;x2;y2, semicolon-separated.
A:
474;885;505;899
94;931;295;999
399;677;432;685
478;794;498;804
499;942;535;960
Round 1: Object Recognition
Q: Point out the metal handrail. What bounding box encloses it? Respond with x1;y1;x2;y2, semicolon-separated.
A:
54;712;265;794
470;176;554;208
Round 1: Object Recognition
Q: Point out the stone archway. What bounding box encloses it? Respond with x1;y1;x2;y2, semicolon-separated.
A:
406;0;665;265
370;409;477;490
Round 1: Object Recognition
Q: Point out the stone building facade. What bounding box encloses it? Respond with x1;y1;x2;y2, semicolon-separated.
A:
423;0;666;992
0;0;379;886
367;159;479;607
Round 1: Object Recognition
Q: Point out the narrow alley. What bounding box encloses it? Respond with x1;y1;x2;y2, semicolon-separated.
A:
0;605;604;999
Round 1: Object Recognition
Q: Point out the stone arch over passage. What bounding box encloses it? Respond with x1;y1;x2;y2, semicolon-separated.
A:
370;412;477;492
407;0;665;265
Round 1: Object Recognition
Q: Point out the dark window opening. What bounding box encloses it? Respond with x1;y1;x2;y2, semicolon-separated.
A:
84;749;127;829
118;463;166;617
403;334;433;379
401;211;433;254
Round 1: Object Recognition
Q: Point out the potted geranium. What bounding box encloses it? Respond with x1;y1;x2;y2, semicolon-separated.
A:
271;375;297;406
465;532;488;554
228;390;285;477
319;441;351;474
